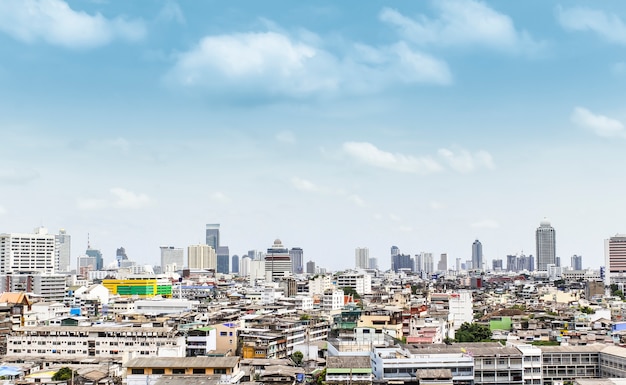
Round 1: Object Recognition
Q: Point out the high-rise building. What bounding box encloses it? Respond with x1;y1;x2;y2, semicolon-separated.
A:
188;244;216;270
571;255;583;270
422;253;434;275
536;219;556;271
393;254;415;273
56;229;71;272
472;240;483;271
217;246;229;274
231;255;239;274
0;227;56;274
160;246;184;272
506;255;517;272
116;247;129;268
368;257;378;270
205;224;220;250
239;256;250;276
455;257;461;272
391;246;400;257
605;234;626;285
437;253;447;272
492;259;503;271
265;239;292;281
306;260;316;274
85;236;103;271
289;247;303;274
355;247;369;269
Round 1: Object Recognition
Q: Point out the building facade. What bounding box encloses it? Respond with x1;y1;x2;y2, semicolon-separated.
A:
536;219;556;271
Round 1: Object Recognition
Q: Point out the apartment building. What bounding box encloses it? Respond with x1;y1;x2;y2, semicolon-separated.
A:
6;325;185;363
126;356;242;385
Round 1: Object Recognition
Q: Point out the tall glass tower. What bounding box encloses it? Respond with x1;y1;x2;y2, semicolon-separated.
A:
472;239;483;271
206;224;220;250
536;219;556;271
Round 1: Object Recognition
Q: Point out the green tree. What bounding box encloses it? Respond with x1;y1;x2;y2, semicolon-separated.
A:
454;322;492;343
52;367;74;382
341;287;361;299
292;350;304;366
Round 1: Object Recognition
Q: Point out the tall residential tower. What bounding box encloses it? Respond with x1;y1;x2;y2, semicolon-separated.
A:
536;219;556;271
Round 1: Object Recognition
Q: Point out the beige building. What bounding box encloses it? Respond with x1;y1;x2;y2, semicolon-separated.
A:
187;244;216;270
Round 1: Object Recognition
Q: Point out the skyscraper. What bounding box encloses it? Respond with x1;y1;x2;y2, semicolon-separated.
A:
188;244;216;270
472;240;483;271
437;253;447;272
116;247;129;267
355;247;369;269
605;234;626;285
0;227;56;274
231;255;239;274
86;242;103;271
306;260;316;274
265;239;292;281
56;229;71;272
571;255;583;270
217;246;229;274
289;247;303;274
205;224;220;250
536;219;556;271
160;246;184;272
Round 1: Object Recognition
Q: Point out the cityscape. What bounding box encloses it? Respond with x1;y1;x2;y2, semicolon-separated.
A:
2;1;626;385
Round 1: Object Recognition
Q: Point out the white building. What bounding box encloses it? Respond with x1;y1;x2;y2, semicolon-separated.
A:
6;325;185;363
188;244;216;270
322;289;344;312
160;246;184;272
336;270;372;295
0;227;56;274
355;247;369;269
133;298;199;315
294;295;314;311
309;275;333;296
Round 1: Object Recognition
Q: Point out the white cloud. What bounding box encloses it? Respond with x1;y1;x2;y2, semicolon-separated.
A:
0;167;40;185
470;219;500;229
276;131;296;144
0;0;146;48
167;29;451;97
210;192;231;203
430;201;446;210
557;6;626;45
157;1;185;24
347;194;366;207
571;107;626;138
437;148;495;172
380;1;542;54
291;177;326;193
77;188;154;210
343;142;443;174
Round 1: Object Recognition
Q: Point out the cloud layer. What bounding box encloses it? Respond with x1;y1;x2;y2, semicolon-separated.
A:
343;142;494;174
77;188;154;210
167;29;451;97
0;0;146;48
571;107;626;138
380;0;542;54
557;5;626;45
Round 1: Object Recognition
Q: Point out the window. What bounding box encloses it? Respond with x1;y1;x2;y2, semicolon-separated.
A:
152;369;165;375
131;369;144;375
172;369;185;374
220;332;227;336
193;369;205;374
214;369;227;374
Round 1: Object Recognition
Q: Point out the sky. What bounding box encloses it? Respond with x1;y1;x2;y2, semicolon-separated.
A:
0;0;625;272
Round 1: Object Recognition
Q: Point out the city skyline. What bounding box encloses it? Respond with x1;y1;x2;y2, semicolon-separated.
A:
1;1;625;271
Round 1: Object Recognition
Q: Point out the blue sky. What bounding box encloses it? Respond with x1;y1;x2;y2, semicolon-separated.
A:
1;0;625;271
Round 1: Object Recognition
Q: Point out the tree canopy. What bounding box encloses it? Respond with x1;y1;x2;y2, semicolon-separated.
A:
454;322;492;343
52;367;74;382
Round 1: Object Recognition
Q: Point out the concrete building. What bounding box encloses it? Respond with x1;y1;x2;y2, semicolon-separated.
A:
160;246;184;272
355;247;369;269
335;270;372;295
606;234;626;285
289;247;303;274
0;272;66;302
472;239;483;272
55;229;71;272
126;356;241;385
0;227;56;274
306;260;315;274
216;246;229;274
205;224;220;251
188;244;216;270
536;219;556;271
265;239;291;281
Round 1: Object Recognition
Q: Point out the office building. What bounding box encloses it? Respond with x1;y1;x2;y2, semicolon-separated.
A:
355;247;369;269
116;247;129;267
492;259;503;271
0;227;56;274
437;253;447;272
239;255;250;276
188;244;216;270
55;229;71;272
231;255;239;274
160;246;184;272
571;254;583;270
368;257;378;270
86;243;103;271
205;224;220;250
289;247;303;274
392;253;414;273
605;234;626;285
536;219;556;271
217;246;229;274
472;239;483;271
265;239;292;281
306;260;315;274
